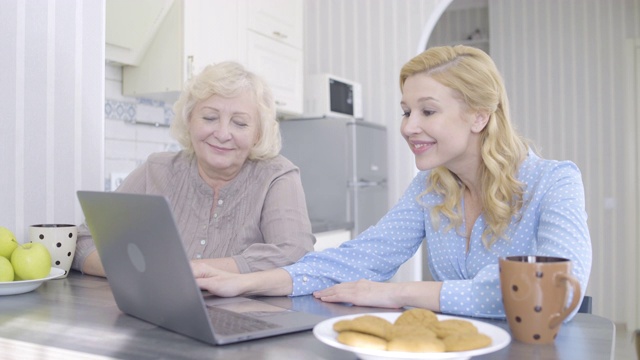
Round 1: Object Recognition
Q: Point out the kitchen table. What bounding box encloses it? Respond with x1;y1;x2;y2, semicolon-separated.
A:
0;271;615;359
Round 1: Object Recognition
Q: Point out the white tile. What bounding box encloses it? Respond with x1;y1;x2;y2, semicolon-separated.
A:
105;79;126;100
105;63;122;81
104;158;137;176
135;103;165;125
136;141;166;161
105;139;136;160
105;118;136;141
136;124;172;143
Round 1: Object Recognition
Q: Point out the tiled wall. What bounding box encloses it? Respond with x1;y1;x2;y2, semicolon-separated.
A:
104;63;180;191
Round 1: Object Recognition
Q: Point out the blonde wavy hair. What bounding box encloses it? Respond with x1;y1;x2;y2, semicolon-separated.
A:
400;45;528;248
170;61;281;160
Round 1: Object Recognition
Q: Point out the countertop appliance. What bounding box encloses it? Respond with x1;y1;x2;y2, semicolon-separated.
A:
304;74;363;119
279;117;388;236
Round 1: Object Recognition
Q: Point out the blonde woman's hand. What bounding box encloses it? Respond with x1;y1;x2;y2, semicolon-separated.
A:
312;279;404;309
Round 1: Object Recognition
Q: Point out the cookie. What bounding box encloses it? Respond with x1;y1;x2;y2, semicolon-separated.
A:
387;324;437;341
394;308;439;328
333;315;393;339
442;332;492;352
429;319;478;339
387;336;445;353
336;331;387;350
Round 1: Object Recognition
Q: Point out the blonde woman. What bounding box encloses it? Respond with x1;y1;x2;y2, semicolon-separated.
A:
192;46;592;320
73;61;315;277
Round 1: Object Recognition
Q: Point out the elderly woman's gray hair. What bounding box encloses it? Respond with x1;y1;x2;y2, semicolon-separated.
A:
170;61;281;160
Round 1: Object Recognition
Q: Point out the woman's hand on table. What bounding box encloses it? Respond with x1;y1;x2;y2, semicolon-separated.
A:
191;262;245;297
191;262;294;297
313;279;405;308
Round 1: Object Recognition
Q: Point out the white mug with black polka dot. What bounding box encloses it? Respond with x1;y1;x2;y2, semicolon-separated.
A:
28;224;77;278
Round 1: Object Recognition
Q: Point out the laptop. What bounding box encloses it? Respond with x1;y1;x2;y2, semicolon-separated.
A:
76;190;327;345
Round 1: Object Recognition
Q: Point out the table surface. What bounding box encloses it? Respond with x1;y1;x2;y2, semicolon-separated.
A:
0;272;616;360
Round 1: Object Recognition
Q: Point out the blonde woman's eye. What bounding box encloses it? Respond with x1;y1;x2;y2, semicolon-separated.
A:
401;111;410;117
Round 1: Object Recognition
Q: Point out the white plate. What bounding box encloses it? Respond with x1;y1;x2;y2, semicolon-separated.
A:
0;267;66;296
313;312;511;360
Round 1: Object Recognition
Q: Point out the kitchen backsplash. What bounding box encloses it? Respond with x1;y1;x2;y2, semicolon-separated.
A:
104;63;181;191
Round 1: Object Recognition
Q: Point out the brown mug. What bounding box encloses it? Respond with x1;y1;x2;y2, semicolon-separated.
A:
499;256;581;344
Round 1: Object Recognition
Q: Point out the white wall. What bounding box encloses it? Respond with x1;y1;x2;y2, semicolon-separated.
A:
489;0;640;330
0;0;104;243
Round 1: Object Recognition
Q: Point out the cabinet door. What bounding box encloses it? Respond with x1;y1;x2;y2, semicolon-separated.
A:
184;0;241;74
247;32;303;116
246;0;303;49
122;0;185;100
105;0;174;66
123;0;239;102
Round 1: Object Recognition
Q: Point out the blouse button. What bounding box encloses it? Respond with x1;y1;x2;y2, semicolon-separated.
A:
200;239;206;245
196;254;202;259
218;199;224;205
213;213;218;218
302;276;308;283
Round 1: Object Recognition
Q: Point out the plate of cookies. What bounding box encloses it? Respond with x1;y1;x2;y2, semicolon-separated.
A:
313;308;510;360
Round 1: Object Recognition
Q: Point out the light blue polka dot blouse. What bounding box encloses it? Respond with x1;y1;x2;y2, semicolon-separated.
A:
283;152;592;320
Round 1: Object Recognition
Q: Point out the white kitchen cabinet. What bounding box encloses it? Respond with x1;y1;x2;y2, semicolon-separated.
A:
105;0;174;66
120;0;304;116
247;31;303;116
246;0;303;49
244;0;303;115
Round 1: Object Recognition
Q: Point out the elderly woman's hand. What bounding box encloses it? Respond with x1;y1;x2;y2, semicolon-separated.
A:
191;261;245;297
191;262;295;297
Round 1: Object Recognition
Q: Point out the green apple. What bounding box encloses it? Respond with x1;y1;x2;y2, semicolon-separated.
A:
0;226;18;259
11;242;51;280
0;256;14;281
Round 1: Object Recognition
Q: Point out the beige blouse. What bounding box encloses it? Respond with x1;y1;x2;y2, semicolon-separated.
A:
71;151;316;273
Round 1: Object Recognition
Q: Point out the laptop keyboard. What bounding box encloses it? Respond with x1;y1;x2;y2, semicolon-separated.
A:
205;305;281;335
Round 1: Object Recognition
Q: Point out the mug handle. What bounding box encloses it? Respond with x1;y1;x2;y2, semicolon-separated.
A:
548;273;581;329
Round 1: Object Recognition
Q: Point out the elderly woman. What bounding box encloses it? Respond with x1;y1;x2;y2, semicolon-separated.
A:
72;61;315;277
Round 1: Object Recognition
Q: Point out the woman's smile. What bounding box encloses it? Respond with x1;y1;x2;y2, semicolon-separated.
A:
410;140;436;155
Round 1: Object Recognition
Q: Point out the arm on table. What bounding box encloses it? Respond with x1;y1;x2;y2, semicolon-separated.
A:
192;262;293;297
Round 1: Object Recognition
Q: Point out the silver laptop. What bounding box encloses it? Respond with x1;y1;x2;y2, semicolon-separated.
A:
76;190;327;345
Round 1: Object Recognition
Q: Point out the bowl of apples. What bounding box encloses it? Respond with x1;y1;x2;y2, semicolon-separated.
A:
0;226;65;296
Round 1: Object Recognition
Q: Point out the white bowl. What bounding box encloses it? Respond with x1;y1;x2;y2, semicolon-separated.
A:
0;267;66;296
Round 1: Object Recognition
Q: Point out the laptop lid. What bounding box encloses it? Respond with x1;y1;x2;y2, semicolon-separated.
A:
76;191;325;345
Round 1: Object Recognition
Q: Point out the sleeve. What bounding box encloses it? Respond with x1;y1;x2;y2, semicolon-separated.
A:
283;172;429;296
70;163;149;273
232;166;316;272
439;162;592;321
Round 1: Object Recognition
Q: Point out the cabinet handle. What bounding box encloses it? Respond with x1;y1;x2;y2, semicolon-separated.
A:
275;100;287;106
187;55;194;80
272;31;288;39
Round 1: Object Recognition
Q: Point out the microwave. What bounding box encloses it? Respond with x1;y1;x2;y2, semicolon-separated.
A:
305;74;363;119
